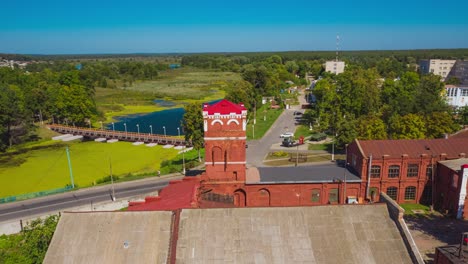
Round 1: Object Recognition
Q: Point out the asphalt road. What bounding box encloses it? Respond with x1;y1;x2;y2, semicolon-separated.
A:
0;175;182;222
246;91;305;167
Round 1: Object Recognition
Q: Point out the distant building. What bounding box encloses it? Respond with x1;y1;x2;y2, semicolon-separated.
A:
325;61;345;75
419;59;456;81
445;85;468;107
446;60;468;86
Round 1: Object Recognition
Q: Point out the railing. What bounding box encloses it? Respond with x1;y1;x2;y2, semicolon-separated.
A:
48;124;190;146
0;186;73;204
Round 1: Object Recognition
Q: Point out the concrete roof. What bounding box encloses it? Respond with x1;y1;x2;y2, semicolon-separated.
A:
254;163;361;184
438;158;468;172
176;205;412;264
43;211;172;264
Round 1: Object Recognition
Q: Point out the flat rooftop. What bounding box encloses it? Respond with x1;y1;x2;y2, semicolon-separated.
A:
251;163;361;184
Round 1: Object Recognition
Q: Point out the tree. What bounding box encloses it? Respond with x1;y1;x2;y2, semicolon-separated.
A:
415;74;448;114
356;115;387;140
424;112;458;138
182;103;204;161
389;114;426;139
0;85;27;150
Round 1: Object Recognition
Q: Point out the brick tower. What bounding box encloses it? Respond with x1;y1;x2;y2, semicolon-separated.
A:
202;99;247;182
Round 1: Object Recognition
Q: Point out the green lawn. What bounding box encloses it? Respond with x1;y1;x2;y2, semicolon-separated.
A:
246;104;284;140
400;203;432;215
0;141;179;197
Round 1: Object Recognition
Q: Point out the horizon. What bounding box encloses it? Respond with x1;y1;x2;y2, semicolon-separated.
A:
1;0;468;54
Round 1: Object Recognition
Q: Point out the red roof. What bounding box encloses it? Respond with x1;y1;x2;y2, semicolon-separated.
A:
203;99;246;115
128;177;200;211
356;138;468;159
450;128;468;139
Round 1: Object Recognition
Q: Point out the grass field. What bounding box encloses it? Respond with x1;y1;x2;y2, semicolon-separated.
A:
246;104;284;140
0;141;179;197
95;68;237;122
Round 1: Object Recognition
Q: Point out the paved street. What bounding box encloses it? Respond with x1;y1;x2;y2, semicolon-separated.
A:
0;174;183;223
246;90;307;167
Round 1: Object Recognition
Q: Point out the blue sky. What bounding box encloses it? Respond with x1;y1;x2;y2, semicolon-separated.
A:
1;0;468;54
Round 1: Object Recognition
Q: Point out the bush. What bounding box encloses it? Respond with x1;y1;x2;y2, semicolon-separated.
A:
271;151;288;157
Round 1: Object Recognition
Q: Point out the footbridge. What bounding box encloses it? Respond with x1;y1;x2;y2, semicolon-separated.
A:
48;124;190;146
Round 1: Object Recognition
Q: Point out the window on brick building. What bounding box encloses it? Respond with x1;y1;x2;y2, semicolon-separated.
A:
426;166;433;180
407;164;419;177
328;189;338;203
388;165;400;178
311;189;320;203
404;186;416;200
370;165;381;178
386;187;398;200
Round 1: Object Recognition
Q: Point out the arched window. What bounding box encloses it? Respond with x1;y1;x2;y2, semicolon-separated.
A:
386;187;398;200
405;186;417;201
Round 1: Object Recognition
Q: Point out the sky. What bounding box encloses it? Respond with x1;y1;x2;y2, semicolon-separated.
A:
1;0;468;54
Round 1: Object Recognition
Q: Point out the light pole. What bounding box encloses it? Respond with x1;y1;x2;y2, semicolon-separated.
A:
124;123;127;136
163;126;166;136
182;143;186;175
88;120;91;128
343;144;348;204
100;121;103;130
177;127;180;137
136;124;140;134
149;125;152;135
112;122;115;132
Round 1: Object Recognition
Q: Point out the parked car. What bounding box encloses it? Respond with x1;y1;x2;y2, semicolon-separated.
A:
280;132;294;138
282;137;296;147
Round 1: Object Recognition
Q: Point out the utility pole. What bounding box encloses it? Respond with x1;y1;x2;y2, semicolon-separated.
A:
109;157;116;201
366;154;373;201
295;142;299;167
343;144;348;204
182;144;186;175
65;146;75;189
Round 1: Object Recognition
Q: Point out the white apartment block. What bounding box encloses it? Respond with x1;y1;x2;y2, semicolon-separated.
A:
420;59;456;80
446;85;468;107
325;61;345;75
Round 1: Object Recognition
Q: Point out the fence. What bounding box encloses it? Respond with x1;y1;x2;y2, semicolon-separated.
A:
0;186;73;204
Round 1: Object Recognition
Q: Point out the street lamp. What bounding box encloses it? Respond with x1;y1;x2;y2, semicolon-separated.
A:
149;125;152;135
88;120;91;128
112;122;115;132
177;127;180;137
163;126;166;136
182;142;186;175
124;123;127;135
99;121;103;130
136;124;140;134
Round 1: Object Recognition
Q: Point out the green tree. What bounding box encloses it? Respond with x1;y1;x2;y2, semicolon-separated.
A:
356;115;387;140
416;74;448;114
425;112;458;138
0;85;27;150
182;103;204;161
389;114;426;139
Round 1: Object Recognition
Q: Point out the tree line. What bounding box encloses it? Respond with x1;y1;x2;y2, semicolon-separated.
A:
0;60;167;151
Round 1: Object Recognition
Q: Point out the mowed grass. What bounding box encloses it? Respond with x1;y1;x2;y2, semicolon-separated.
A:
246;104;284;140
0;141;178;197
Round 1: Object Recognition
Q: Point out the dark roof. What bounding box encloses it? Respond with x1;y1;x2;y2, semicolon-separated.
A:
203;99;246;115
254;163;361;184
356;138;468;159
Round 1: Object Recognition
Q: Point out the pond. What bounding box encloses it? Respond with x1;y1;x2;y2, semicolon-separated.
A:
109;99;221;136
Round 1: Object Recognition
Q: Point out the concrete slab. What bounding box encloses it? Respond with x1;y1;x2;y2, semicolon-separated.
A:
176;205;413;264
61;135;83;142
146;143;157;147
52;134;72;140
163;144;174;149
174;146;183;150
132;142;144;146
44;211;172;264
94;137;107;142
107;139;118;143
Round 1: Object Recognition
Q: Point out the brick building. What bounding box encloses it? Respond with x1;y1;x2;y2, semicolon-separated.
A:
347;139;468;205
129;99;468;219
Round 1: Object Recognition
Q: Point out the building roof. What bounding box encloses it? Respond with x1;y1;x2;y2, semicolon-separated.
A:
176;205;413;263
252;163;361;184
450;127;468;139
128;177;200;211
203;99;246;115
43;211;172;264
438;158;468;172
355;138;468;159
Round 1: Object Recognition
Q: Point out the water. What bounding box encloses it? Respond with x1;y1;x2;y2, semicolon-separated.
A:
110;108;185;136
109;99;221;136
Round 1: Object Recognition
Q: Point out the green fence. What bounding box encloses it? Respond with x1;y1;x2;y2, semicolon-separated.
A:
0;186;73;204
